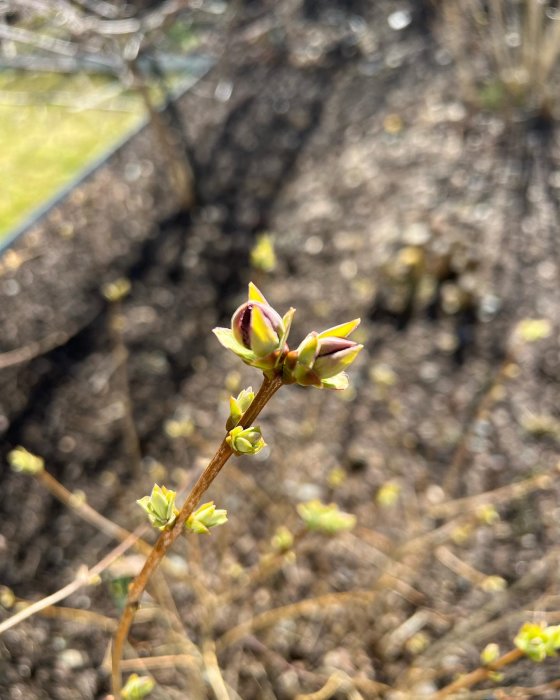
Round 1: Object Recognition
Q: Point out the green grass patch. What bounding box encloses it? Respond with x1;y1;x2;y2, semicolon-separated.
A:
0;70;145;240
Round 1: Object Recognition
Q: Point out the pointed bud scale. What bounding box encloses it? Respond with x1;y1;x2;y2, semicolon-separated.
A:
226;425;266;456
296;333;319;369
186;501;228;534
317;318;361;340
227;387;255;430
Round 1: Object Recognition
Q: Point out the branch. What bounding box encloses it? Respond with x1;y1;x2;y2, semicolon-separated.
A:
0;527;143;635
111;374;284;697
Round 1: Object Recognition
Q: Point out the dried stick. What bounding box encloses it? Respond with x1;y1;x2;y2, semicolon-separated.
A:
0;526;143;635
443;353;512;496
216;590;378;652
294;672;351;700
202;639;231;700
13;599;118;631
429;471;554;519
37;469;148;548
111;374;283;696
0;324;94;370
108;299;143;476
219;527;308;605
120;653;199;672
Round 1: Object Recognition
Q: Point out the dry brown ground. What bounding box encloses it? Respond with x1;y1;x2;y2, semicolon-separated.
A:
1;1;560;698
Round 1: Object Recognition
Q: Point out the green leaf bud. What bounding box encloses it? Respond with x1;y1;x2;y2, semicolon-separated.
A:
250;233;277;273
122;673;155;699
226;425;266;456
8;446;44;475
271;526;294;552
136;484;179;531
516;318;552;343
297;499;356;535
102;277;131;303
376;480;401;507
186;501;228;534
283;319;363;390
226;387;255;431
480;643;500;666
481;575;507;592
213;283;294;372
514;622;559;662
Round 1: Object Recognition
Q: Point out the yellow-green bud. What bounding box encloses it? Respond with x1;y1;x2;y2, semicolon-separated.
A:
480;643;500;665
122;673;155;699
186;501;228;534
8;446;44;475
297;500;356;535
136;484;178;531
102;277;131;303
250;233;276;273
376;480;401;507
226;387;255;431
226;425;266;456
271;526;294;552
481;575;507;592
514;622;560;662
516;318;552;343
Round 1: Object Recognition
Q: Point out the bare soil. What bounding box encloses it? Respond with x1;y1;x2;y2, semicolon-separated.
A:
1;1;560;698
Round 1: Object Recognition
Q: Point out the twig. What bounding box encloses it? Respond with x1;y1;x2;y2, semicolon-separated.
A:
108;299;143;475
216;590;378;652
129;63;195;210
9;0;191;36
466;677;560;699
120;653;199;671
294;672;348;700
0;327;86;370
443;353;512;496
0;526;143;635
202;639;231;700
111;374;283;697
435;546;496;588
13;599;117;631
431;647;523;698
219;527;308;605
0;23;79;55
429;471;554;519
35;469;159;561
403;548;560;688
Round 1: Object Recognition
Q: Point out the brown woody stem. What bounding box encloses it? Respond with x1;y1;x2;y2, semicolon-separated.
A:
433;647;523;698
111;373;283;696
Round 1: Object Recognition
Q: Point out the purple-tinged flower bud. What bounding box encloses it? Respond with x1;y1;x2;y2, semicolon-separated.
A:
231;301;284;357
213;283;295;373
284;319;363;390
313;337;362;379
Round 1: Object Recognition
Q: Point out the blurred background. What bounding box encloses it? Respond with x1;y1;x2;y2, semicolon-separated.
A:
2;1;560;698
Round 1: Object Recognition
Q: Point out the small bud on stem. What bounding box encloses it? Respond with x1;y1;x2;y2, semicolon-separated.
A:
226;425;266;455
136;484;179;531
